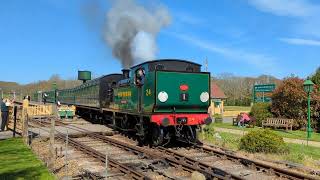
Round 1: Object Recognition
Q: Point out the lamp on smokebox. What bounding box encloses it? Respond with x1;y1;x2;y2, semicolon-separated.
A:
303;79;314;144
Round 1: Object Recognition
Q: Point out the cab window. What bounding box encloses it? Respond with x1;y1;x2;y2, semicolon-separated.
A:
135;68;145;86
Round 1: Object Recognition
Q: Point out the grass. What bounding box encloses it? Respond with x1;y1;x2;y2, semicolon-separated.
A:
224;106;251;112
200;128;320;167
213;122;320;142
284;143;320;164
0;138;55;180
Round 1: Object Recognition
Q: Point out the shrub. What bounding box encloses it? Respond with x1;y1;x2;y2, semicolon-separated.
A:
239;129;288;153
213;113;223;123
203;124;215;138
250;102;273;126
271;77;320;130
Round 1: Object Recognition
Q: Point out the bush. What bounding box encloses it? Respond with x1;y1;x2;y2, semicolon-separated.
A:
239;129;288;153
213;113;223;123
250;102;273;126
271;77;320;131
203;124;214;137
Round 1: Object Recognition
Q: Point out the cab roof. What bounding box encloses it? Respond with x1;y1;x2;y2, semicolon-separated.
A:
130;59;201;69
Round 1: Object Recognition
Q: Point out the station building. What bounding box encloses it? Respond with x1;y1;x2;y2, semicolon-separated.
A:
209;82;227;116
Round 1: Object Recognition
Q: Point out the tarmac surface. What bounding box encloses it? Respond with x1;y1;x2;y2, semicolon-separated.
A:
0;130;18;140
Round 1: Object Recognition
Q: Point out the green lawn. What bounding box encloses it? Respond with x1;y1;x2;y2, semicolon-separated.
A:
213;122;320;142
0;138;55;180
224;106;251;112
200;130;320;166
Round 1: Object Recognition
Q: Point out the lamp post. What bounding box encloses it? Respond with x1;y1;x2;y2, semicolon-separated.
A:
303;79;314;144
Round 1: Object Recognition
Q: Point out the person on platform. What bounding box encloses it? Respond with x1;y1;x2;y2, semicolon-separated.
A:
1;99;10;131
23;96;29;109
43;93;48;104
238;112;251;127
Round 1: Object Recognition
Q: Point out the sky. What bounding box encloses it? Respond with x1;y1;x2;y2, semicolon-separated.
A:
1;0;320;84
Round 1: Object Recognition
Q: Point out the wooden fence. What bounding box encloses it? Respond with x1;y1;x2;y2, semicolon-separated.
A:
26;105;53;117
7;104;54;135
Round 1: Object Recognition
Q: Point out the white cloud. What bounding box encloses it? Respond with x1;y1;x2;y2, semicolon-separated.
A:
174;12;205;26
280;38;320;46
248;0;317;17
166;31;277;71
248;0;320;38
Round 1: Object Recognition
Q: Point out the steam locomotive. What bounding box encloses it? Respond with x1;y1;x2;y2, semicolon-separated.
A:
42;59;212;146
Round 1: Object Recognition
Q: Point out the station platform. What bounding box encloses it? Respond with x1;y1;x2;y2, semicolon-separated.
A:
0;130;19;140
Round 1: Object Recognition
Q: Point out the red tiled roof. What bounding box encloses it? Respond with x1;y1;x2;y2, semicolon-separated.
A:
211;82;227;99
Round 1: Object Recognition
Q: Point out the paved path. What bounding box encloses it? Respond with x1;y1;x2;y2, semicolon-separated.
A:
0;131;19;140
214;127;320;148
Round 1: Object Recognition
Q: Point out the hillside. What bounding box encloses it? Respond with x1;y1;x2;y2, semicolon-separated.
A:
213;74;282;106
0;75;81;99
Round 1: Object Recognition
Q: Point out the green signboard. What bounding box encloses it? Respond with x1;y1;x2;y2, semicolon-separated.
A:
253;84;275;103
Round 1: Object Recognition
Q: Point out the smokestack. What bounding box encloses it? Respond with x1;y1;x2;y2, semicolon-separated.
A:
103;0;171;68
122;69;130;79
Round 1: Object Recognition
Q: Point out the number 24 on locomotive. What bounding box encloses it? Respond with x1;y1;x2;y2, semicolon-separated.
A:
145;89;152;96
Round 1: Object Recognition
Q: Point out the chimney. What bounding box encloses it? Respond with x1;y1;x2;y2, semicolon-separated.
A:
122;69;130;79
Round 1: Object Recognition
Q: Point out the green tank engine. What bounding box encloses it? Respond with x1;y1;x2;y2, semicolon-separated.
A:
42;59;212;146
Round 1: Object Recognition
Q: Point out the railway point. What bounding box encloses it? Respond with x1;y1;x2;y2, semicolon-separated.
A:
1;0;320;179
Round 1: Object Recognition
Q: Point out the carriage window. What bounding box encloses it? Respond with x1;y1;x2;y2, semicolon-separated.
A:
135;68;145;86
156;64;164;70
186;66;194;72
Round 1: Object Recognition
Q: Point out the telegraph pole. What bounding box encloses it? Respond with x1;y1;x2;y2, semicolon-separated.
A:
205;58;208;72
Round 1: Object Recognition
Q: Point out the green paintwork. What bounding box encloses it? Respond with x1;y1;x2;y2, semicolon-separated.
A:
155;71;210;113
252;84;276;103
45;90;56;103
108;70;210;113
57;79;100;107
41;65;210;116
78;71;91;81
142;72;156;112
114;85;136;111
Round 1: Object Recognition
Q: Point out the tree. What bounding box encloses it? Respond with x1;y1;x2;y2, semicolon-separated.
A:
271;77;320;130
250;102;273;126
311;67;320;86
214;73;281;106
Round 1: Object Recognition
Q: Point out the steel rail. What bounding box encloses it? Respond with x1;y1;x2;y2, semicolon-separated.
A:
56;133;148;180
189;143;318;180
30;119;149;180
82;132;243;180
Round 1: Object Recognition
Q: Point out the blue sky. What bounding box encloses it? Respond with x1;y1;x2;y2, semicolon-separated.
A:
1;0;320;84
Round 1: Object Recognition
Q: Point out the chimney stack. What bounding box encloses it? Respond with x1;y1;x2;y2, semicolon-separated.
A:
122;69;130;79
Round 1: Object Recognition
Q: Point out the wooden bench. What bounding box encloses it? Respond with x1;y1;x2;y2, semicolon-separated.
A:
232;117;238;126
262;118;293;130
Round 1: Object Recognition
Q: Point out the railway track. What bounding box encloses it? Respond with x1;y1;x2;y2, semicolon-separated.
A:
184;144;317;180
29;119;234;179
29;119;147;179
29;118;317;180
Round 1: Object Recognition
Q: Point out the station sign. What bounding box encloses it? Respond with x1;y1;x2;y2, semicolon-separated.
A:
253;84;276;103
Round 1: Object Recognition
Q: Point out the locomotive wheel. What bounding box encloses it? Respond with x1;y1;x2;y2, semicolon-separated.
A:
186;126;197;143
151;125;164;146
136;122;148;146
138;136;147;146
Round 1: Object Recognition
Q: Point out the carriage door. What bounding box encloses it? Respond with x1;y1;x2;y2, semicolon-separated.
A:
135;68;145;113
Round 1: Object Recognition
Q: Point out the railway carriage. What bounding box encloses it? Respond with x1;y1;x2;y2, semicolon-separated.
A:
42;59;212;146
